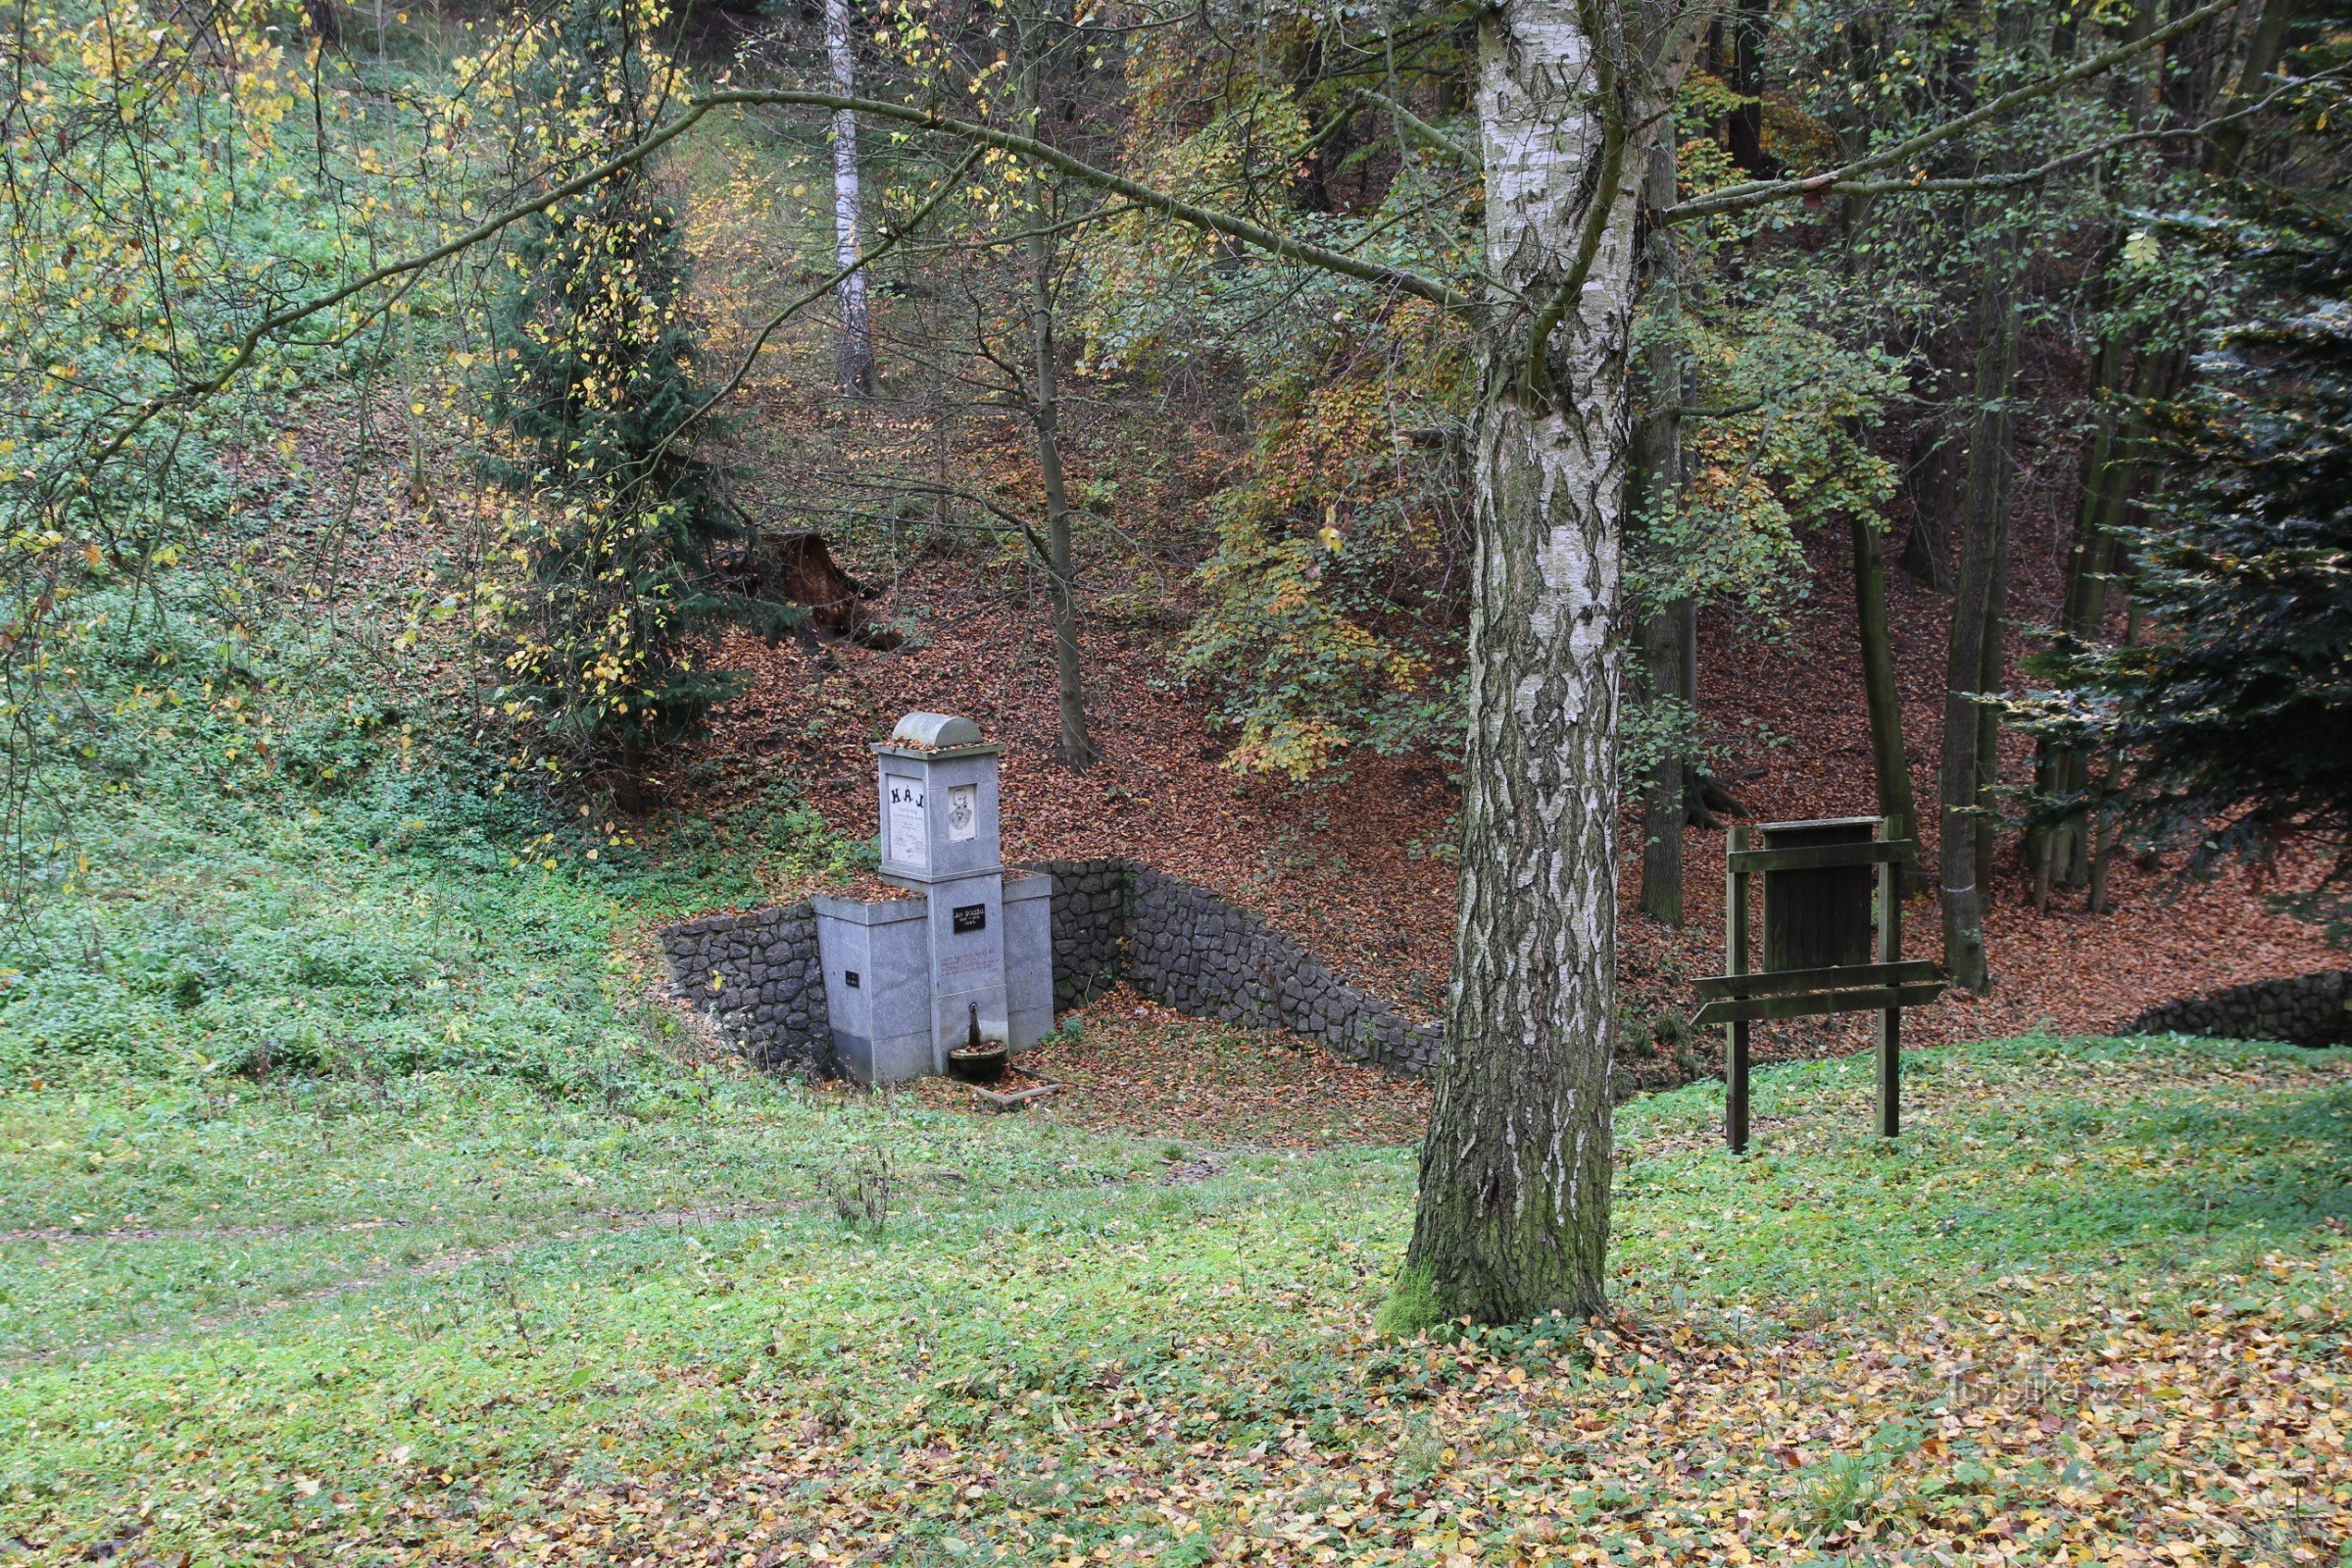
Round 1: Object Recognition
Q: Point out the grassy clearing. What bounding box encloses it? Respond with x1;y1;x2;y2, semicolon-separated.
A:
4;1034;2346;1566
8;564;2348;1567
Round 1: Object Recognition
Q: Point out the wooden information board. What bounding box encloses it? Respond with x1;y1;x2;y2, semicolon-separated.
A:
1694;815;1945;1152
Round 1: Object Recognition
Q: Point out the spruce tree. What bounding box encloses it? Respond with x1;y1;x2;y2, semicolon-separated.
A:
2017;209;2352;877
483;0;787;795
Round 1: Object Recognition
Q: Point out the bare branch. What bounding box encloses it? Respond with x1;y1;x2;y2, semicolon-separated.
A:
86;83;1466;464
659;147;983;456
707;89;1465;308
1662;0;2244;223
91;99;728;466
87;0;2236;458
1355;87;1478;167
836;476;1054;566
1817;67;2345;201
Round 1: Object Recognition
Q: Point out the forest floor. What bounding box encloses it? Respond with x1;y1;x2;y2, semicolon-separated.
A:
14;602;2344;1565
14;684;2350;1566
665;507;2344;1094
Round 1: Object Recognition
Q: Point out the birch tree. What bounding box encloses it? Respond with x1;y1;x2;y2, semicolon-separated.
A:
1391;0;1638;1325
825;0;875;396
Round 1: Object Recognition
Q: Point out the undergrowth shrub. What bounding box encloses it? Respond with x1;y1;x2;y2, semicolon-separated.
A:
0;565;852;1093
470;0;794;800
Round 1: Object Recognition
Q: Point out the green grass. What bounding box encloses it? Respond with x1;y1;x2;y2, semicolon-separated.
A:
6;564;2347;1565
1614;1038;2352;1317
4;1034;2346;1564
1;564;868;1096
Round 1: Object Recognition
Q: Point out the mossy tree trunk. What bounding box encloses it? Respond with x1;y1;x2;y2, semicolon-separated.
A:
1403;0;1636;1326
1025;214;1098;774
1851;512;1920;893
1014;16;1099;775
1633;119;1689;928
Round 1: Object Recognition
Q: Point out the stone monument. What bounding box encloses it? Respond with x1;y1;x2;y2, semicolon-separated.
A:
812;713;1054;1083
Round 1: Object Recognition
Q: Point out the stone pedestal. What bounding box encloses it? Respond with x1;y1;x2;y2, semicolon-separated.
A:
808;893;932;1085
812;713;1054;1083
1003;872;1054;1050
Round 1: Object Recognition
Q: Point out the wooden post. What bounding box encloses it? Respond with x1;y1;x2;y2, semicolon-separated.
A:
1726;824;1751;1152
1876;815;1901;1138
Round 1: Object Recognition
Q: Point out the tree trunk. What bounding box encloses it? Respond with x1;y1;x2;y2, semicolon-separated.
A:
2033;326;2161;896
1633;123;1686;927
2031;0;2165;895
2205;0;2301;177
1402;0;1636;1327
2085;593;2144;914
2033;332;2127;897
1897;426;1959;590
1972;482;2013;905
1851;513;1920;893
825;0;874;396
1026;217;1099;773
1938;232;2022;995
1638;610;1686;924
1726;0;1772;176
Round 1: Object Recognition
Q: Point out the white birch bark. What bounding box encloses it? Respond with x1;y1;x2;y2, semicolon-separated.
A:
1402;0;1639;1323
825;0;874;396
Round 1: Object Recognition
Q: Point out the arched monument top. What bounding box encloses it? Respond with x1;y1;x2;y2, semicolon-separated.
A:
882;711;989;752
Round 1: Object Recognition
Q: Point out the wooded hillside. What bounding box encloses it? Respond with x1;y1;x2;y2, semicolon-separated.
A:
3;1;2349;1557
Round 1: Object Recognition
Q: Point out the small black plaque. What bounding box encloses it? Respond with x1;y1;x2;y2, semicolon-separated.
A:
844;969;860;989
952;904;986;934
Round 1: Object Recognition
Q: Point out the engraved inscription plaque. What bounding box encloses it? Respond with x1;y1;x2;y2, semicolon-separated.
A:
886;777;927;868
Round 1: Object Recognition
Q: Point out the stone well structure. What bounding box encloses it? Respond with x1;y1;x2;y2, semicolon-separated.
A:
657;722;1441;1082
809;713;1053;1083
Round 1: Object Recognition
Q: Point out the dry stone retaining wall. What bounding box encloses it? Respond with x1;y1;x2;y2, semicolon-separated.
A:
2123;970;2350;1048
659;904;832;1077
657;856;1440;1079
1023;856;1439;1077
1122;862;1442;1076
1028;857;1131;1011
